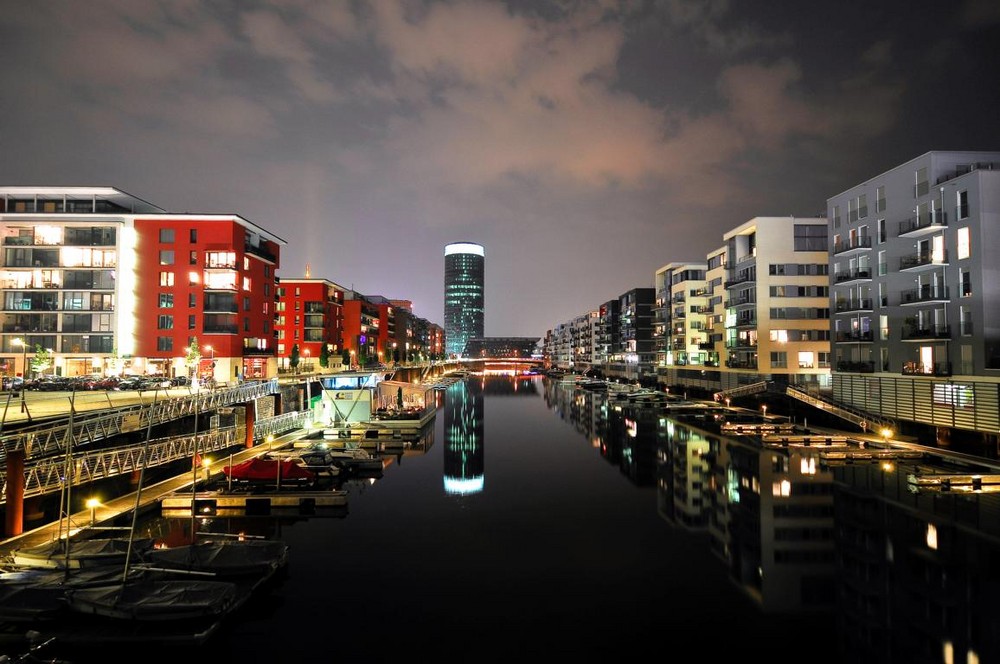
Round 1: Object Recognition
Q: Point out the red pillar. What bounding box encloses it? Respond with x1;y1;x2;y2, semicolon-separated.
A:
245;399;256;449
4;449;24;537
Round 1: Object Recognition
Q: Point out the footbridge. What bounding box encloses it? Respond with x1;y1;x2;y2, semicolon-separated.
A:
714;380;895;435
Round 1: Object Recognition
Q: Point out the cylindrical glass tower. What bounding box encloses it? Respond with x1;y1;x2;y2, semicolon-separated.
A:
444;242;485;358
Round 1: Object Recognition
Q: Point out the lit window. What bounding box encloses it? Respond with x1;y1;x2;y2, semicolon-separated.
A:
769;330;788;343
243;277;251;291
957;227;970;260
159;272;174;286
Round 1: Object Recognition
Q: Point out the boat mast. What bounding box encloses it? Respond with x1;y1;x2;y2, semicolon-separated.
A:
121;387;160;585
60;388;77;573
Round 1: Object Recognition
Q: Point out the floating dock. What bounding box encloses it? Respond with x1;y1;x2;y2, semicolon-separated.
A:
159;489;348;517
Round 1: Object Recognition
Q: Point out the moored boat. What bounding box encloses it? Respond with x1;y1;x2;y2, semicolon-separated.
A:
10;537;156;570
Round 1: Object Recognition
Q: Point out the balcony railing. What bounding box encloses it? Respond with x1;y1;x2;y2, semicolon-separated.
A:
836;361;875;373
900;286;950;305
834;330;874;343
898;210;947;236
832;236;872;255
900;250;948;271
901;324;951;341
725;358;758;370
834;268;872;283
902;361;952;376
834;299;873;313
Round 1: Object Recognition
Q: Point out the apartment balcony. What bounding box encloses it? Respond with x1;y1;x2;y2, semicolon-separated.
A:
836;361;875;373
832;236;872;256
204;261;238;270
834;268;872;284
724;296;754;309
834;299;873;313
203;324;239;334
902;361;952;376
900;324;951;341
834;330;874;343
245;243;277;263
698;341;715;351
900;286;950;305
900;250;948;272
725;339;757;349
724;273;755;289
725;358;758;370
898;211;947;237
733;318;757;329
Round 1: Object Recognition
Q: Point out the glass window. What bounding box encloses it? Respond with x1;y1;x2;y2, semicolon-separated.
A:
915;167;929;197
875;185;885;213
159;272;174;287
189;250;198;265
957;227;970;260
960;269;972;297
159;229;174;243
157;315;173;330
189;293;196;308
190;229;197;243
957;190;969;220
158;293;174;308
188;314;196;330
157;337;173;351
159;250;174;265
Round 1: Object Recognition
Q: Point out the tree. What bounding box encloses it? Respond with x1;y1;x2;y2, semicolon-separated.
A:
31;345;53;378
319;344;330;369
341;349;351;369
396;386;404;410
290;344;301;373
184;337;202;377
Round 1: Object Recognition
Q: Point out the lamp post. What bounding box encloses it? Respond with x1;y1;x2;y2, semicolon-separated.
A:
13;338;27;412
350;349;356;371
761;404;767;420
304;349;311;373
86;498;100;526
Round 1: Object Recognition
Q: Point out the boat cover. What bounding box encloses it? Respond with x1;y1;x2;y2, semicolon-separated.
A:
223;457;316;482
144;540;289;576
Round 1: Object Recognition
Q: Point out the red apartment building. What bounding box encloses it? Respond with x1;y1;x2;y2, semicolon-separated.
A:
134;215;283;381
275;278;345;372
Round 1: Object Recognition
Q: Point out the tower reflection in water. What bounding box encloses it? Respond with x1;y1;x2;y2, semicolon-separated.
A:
443;377;484;495
442;373;540;496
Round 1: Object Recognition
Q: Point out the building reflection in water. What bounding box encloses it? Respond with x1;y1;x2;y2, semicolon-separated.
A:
541;376;1000;663
443;377;484;495
442;374;540;496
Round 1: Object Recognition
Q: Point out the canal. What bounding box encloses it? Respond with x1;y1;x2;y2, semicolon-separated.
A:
39;374;1000;663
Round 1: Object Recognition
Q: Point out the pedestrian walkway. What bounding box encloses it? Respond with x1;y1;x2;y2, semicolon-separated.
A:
0;429;306;561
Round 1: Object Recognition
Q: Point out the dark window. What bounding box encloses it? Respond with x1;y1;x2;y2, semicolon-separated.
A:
157;336;173;351
157;315;173;330
159;229;174;243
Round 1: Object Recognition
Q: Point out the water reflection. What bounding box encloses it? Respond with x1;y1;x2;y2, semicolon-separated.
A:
443;379;484;495
442;375;540;497
542;376;1000;663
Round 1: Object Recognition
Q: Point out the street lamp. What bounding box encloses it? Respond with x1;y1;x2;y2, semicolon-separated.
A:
349;349;356;371
86;497;100;526
13;338;26;412
761;404;768;420
202;456;212;481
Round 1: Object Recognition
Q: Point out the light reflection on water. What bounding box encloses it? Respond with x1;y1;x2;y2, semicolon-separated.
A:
76;375;999;663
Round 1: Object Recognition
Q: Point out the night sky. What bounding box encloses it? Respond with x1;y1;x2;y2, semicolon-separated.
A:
2;0;999;338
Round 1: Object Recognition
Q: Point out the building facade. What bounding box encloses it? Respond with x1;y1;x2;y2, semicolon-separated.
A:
828;151;1000;443
444;242;485;357
0;186;284;382
276;278;345;372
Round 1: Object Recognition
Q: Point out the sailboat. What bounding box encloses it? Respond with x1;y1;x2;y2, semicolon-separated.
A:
10;391;154;570
143;396;290;588
62;388;248;627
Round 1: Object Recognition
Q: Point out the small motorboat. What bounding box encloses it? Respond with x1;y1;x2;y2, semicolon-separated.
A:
10;537;156;570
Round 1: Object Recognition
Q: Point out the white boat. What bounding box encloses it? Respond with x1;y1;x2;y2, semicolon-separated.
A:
325;445;384;473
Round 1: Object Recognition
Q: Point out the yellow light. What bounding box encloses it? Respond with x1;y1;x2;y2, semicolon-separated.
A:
881;428;893;440
85;498;101;510
202;457;212;469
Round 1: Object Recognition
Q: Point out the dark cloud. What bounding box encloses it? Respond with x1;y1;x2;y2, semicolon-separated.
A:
2;0;997;337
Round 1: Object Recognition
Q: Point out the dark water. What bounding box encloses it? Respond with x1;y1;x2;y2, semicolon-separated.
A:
43;374;1000;663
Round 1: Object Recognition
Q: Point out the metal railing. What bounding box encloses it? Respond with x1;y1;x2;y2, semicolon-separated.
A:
0;379;280;461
